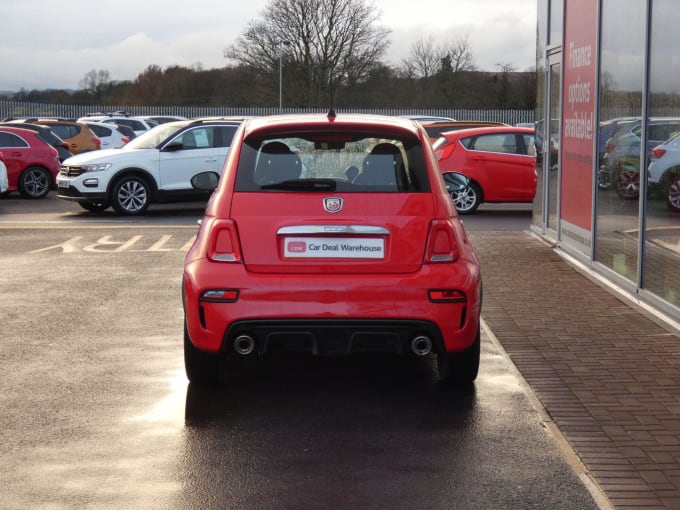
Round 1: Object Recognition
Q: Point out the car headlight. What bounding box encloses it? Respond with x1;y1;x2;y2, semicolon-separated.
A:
82;163;112;172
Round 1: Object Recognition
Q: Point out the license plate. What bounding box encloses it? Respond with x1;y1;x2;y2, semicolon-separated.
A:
284;237;384;259
56;178;69;188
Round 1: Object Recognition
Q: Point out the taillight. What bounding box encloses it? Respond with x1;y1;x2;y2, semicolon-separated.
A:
207;219;242;263
93;137;101;147
435;143;455;161
121;137;130;145
651;147;666;159
425;220;459;263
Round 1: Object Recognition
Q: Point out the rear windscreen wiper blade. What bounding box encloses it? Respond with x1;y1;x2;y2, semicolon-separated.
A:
261;178;337;191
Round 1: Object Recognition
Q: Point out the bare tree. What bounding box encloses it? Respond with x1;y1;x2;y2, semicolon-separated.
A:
78;69;113;100
224;0;390;107
399;37;442;79
439;36;476;74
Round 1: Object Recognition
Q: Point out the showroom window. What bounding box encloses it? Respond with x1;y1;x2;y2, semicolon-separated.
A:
595;0;646;283
643;0;680;308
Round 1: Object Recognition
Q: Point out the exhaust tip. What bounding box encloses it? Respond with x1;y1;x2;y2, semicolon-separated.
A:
233;334;256;356
410;335;433;356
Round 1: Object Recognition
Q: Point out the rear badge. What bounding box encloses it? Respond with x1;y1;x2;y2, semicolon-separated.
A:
323;197;343;213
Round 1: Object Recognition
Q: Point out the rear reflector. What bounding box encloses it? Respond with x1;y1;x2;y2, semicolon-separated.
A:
200;289;239;302
428;289;467;303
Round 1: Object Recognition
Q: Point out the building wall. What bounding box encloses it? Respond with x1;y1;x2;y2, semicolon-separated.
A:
535;0;680;321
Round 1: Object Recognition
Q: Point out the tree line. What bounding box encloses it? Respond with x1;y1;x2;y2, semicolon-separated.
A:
4;0;537;111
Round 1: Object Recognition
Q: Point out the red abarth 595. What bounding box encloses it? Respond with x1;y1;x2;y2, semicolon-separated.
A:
182;112;482;385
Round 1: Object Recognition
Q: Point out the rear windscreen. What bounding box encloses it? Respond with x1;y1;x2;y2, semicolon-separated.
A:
235;131;431;193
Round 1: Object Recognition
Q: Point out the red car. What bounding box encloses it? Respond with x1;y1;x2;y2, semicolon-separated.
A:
433;126;537;214
183;112;483;385
0;126;61;198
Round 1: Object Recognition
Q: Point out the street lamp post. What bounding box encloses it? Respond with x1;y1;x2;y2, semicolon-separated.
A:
277;40;290;112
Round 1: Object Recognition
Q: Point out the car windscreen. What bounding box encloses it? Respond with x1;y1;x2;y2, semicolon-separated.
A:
234;131;431;193
123;123;184;150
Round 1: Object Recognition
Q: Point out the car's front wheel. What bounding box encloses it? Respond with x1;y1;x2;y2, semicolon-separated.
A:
450;181;482;214
437;326;480;386
111;175;151;215
18;166;52;198
184;322;222;385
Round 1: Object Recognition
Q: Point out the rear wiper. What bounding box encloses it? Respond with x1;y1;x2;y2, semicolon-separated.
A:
261;178;337;191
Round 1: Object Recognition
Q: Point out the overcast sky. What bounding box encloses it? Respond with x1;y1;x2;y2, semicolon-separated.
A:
0;0;537;92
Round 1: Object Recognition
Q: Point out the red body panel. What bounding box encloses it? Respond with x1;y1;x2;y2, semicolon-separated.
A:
435;126;537;203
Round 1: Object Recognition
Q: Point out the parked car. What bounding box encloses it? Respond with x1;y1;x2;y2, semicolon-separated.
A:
0;126;61;198
399;114;456;122
418;120;509;142
57;119;241;214
81;121;129;149
0;121;72;162
182;112;482;386
78;115;155;136
138;115;188;125
648;133;680;212
109;123;137;141
12;118;101;155
599;118;680;197
433;126;537;214
0;152;8;194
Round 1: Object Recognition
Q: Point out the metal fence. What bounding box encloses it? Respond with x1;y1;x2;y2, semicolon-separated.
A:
0;101;536;126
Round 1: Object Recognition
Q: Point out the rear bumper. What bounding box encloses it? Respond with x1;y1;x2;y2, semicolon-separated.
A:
183;260;482;356
224;319;445;356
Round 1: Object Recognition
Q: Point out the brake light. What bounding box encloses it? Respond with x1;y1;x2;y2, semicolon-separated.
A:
435;143;455;161
208;219;242;263
425;220;459;263
651;147;666;159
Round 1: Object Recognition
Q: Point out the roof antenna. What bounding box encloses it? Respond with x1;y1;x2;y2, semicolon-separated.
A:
327;108;336;121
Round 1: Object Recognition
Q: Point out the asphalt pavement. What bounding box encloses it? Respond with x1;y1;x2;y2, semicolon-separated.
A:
471;230;680;510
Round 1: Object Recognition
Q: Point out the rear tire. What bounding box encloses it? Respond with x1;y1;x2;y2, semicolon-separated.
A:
666;173;680;212
450;181;482;214
437;326;481;386
18;166;52;198
184;322;222;385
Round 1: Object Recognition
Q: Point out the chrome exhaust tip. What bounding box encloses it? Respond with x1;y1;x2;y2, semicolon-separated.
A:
233;334;256;356
410;335;433;356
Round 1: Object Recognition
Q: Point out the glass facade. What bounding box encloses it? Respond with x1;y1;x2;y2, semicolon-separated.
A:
537;0;680;319
644;0;680;307
595;0;646;282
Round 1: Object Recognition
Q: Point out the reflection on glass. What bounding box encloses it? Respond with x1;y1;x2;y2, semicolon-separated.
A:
595;0;645;282
547;65;560;232
549;0;564;46
643;0;680;308
532;0;549;228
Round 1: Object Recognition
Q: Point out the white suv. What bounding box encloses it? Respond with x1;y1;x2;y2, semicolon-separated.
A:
57;119;241;214
648;133;680;212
